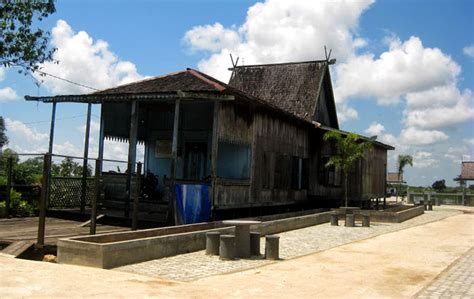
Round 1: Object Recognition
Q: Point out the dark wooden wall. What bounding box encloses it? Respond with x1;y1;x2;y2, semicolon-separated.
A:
213;101;388;210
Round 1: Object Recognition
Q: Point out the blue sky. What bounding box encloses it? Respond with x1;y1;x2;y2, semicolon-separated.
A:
1;0;473;186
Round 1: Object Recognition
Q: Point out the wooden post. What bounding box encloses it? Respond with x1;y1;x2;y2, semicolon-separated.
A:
81;103;92;213
132;162;142;230
210;101;220;219
98;103;105;161
48;102;57;154
90;159;101;235
169;99;180;225
5;156;13;217
125;101;139;218
37;153;51;248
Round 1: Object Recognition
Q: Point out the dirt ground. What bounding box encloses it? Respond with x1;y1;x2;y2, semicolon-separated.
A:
0;208;472;298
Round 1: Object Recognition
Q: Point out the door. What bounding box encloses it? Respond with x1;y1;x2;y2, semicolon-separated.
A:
184;142;207;180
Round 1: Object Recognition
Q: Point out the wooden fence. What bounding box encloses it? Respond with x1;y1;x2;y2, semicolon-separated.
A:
49;177;95;209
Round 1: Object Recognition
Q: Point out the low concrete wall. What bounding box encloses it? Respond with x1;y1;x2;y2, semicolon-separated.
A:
355;205;424;223
58;211;331;269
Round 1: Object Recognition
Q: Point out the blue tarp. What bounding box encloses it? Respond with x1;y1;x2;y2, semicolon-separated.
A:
174;184;211;224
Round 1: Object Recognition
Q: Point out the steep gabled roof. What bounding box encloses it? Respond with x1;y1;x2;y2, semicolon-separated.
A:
228;60;337;126
457;161;474;180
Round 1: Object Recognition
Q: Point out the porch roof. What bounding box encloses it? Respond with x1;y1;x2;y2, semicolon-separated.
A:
455;161;474;181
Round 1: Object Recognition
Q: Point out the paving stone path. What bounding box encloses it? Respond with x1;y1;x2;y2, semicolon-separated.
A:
416;247;474;299
115;208;461;282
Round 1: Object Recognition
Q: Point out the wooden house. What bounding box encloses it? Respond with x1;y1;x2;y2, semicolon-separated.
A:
26;60;393;224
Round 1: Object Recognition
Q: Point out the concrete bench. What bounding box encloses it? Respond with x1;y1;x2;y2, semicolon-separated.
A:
265;235;280;260
250;232;261;256
205;232;220;255
219;235;236;260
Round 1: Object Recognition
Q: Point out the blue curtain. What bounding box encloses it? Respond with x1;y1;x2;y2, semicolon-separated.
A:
174;184;211;224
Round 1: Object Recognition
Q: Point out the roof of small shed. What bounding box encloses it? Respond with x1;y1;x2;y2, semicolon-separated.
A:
228;60;328;122
387;172;404;183
457;161;474;180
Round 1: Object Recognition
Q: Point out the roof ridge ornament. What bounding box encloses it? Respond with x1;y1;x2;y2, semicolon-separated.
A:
229;53;240;81
324;45;337;65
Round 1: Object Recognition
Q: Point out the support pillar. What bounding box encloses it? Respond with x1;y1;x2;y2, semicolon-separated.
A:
210;101;220;220
5;156;12;217
125;101;139;218
81;103;92;213
132;162;142;230
169;99;180;225
90;159;101;235
37;153;51;248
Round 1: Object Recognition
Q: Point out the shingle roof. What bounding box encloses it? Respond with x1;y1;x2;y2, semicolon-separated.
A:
387;172;403;183
94;69;227;94
228;60;327;121
459;161;474;180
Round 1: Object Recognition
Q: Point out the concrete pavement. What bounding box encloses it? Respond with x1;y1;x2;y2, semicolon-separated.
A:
0;207;472;298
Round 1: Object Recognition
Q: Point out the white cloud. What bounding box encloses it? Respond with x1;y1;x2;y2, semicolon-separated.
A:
412;151;438;168
36;20;144;94
0;67;5;81
5;118;48;142
77;120;101;134
400;127;448;146
464;138;474;146
337;103;359;123
463;45;474;58
364;122;385;136
0;87;19;102
184;0;374;82
334;36;460;105
403;85;474;130
444;146;472;164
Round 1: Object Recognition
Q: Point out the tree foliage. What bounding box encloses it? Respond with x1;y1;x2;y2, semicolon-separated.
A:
397;154;413;180
323;131;372;207
432;179;447;192
0;116;8;149
0;0;56;72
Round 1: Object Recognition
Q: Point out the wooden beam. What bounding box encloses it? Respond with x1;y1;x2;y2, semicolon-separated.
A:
80;103;92;213
170;99;180;180
210;101;220;219
37;153;51;248
132;162;142;230
169;99;180;225
90;159;101;235
98;103;105;161
5;156;12;217
48;102;57;154
125;101;139;218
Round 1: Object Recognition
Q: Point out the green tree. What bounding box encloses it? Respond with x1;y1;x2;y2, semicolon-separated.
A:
0;116;8;151
397;154;413;202
0;0;56;73
432;179;446;193
57;157;91;177
323;132;372;207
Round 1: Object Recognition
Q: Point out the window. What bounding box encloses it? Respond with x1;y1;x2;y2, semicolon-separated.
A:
217;142;250;179
291;156;309;190
319;156;341;187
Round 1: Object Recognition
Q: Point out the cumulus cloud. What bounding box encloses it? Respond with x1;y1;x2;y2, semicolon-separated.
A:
36;20;144;94
464;138;474;146
334;36;460;105
400;127;448;146
412;151;438;168
364;122;385;136
463;45;474;58
0;87;19;102
184;0;374;82
5;118;48;142
77;120;101;134
444;146;472;164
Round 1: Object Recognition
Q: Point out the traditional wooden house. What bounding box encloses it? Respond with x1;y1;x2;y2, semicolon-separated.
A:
26;60;393;224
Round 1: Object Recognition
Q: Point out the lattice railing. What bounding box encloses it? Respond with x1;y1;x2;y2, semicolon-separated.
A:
49;177;94;209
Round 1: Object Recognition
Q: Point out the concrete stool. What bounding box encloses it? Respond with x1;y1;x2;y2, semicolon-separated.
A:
345;214;355;227
428;201;433;211
265;235;280;260
219;235;236;260
362;214;370;227
423;200;428;211
250;232;261;256
330;213;339;226
205;232;220;255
